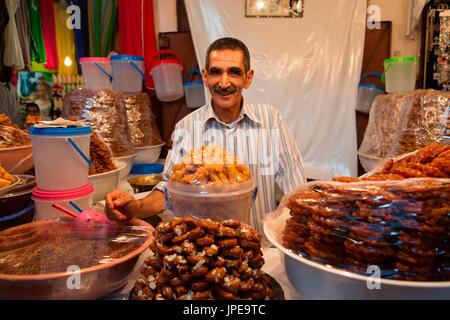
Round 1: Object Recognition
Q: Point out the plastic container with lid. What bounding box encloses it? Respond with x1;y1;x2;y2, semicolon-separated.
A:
149;50;184;102
183;68;206;108
79;57;113;90
356;73;385;114
32;183;94;220
110;55;145;93
165;179;257;224
382;57;418;93
29;126;92;191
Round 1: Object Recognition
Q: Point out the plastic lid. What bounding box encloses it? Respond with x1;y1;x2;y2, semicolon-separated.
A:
130;163;164;175
184;81;204;87
384;57;418;63
80;57;110;62
29;126;92;136
358;83;385;92
32;183;94;201
110;55;144;61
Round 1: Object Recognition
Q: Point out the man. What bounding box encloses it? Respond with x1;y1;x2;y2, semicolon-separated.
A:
105;37;306;231
25;103;40;117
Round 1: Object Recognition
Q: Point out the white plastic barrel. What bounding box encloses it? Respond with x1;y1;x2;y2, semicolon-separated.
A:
79;57;113;90
32;183;94;220
382;57;418;93
110;55;145;93
184;68;206;108
150;50;184;102
29;126;92;191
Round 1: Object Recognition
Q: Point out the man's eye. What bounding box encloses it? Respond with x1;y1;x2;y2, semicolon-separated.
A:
208;68;221;75
229;68;242;76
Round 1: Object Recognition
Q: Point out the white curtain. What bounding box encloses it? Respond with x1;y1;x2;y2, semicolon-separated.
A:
184;0;366;179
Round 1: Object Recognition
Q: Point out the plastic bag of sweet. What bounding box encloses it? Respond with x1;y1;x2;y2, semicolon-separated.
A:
130;216;274;300
169;146;252;186
123;92;163;148
88;130;117;175
62;89;136;157
389;89;450;156
266;178;450;281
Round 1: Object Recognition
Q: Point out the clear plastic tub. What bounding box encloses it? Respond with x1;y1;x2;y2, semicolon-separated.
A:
149;50;184;102
110;55;145;93
184;68;205;108
382;57;418;93
79;57;112;90
166;179;256;224
32;183;94;220
29;126;92;191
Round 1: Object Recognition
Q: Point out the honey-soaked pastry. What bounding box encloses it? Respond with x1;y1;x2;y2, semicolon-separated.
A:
131;217;273;300
170;146;252;185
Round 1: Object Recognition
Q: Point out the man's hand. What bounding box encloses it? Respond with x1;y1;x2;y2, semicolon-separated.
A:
104;190;140;222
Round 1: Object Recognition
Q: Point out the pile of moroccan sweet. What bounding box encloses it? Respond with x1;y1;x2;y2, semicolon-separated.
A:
131;217;273;300
282;143;450;281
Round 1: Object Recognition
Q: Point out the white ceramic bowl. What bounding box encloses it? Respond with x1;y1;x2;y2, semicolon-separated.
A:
113;153;137;179
134;143;164;165
88;160;126;202
263;208;450;300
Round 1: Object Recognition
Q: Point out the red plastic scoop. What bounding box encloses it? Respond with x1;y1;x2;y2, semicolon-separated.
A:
52;204;118;227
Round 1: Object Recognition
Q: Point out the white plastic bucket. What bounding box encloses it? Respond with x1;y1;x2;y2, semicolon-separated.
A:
29;126;93;191
110;55;145;93
184;68;206;108
356;73;385;114
32;183;93;220
79;57;113;90
382;57;418;93
150;50;184;102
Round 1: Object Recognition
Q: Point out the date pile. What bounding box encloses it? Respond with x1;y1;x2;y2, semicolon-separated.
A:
282;178;450;281
132;217;273;300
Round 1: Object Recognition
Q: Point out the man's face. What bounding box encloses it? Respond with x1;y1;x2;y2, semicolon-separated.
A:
27;106;39;116
202;49;254;111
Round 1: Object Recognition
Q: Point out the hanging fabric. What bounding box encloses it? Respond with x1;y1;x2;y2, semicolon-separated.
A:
39;0;59;70
86;0;117;57
4;0;25;70
54;0;78;75
0;0;10;78
118;0;157;88
15;0;31;71
28;0;46;64
68;0;89;74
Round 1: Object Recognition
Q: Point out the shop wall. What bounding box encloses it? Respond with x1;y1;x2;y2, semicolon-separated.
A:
368;0;422;58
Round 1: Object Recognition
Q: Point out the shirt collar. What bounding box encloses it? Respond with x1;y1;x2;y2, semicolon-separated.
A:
203;99;262;129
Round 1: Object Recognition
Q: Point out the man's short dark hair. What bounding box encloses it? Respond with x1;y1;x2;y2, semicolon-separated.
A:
205;37;251;73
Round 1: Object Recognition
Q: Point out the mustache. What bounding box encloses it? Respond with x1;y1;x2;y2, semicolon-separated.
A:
213;85;237;95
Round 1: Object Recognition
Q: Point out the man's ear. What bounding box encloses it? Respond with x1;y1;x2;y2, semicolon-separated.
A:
244;69;254;89
202;68;209;87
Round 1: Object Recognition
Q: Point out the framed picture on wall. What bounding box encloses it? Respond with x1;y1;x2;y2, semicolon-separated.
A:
245;0;304;18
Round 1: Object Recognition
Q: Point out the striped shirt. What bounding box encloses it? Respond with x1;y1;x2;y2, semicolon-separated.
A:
154;99;306;231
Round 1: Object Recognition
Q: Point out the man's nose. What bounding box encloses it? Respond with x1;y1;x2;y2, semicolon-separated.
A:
218;72;231;87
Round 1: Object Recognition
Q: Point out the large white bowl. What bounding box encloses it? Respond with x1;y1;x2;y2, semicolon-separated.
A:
263;208;450;300
113;153;137;179
134;143;164;165
88;160;126;202
0;145;34;174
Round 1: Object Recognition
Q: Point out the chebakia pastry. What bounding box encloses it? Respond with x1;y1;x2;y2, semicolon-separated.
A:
0;163;15;188
170;146;252;185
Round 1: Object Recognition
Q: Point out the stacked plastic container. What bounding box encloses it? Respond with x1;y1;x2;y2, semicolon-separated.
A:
29;126;95;220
